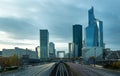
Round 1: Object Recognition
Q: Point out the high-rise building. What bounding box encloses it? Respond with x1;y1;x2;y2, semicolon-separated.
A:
85;7;103;47
35;46;40;59
40;29;49;61
68;43;73;58
97;20;103;47
49;42;55;58
73;24;82;57
0;51;2;57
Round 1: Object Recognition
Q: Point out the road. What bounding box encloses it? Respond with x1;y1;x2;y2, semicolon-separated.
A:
1;62;120;76
54;62;69;76
67;62;120;76
0;63;55;76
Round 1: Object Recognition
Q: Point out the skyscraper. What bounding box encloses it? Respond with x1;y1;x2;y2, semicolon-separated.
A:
35;46;40;59
68;43;73;58
85;7;103;47
40;29;49;61
49;42;55;58
97;20;103;47
73;24;82;57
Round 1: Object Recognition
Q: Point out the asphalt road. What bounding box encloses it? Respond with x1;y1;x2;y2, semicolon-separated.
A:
0;63;55;76
67;62;120;76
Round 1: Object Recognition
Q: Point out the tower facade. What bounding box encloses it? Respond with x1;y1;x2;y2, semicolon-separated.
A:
68;43;73;58
40;29;49;61
97;20;103;47
49;42;55;58
73;24;82;57
86;7;103;47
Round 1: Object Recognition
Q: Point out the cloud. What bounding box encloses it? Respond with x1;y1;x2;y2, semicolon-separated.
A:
0;17;39;40
0;0;120;50
0;40;34;45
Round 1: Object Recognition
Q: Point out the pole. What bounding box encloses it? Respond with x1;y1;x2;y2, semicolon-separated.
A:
94;48;96;67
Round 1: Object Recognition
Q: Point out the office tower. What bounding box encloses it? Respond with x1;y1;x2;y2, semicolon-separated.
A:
88;7;95;26
97;20;103;47
49;42;55;58
86;7;103;47
68;43;73;58
86;7;98;47
40;29;49;61
35;46;40;59
73;24;82;57
0;51;2;57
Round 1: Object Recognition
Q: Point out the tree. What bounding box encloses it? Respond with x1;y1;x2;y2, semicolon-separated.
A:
8;54;19;66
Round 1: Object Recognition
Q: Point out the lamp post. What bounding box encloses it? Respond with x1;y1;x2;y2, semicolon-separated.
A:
94;48;96;67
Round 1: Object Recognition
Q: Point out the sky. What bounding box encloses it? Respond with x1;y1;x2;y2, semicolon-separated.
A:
0;0;120;51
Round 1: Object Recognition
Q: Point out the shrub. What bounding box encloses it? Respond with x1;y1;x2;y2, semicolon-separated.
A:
103;61;120;69
112;62;120;69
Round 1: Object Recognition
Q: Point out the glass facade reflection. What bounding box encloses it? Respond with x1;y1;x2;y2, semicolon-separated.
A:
97;20;103;47
40;29;49;61
73;24;82;57
86;7;103;47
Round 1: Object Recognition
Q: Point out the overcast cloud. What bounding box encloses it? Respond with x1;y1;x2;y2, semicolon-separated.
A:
0;0;120;51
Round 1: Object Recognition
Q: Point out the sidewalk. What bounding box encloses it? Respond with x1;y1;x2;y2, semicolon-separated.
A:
90;64;103;68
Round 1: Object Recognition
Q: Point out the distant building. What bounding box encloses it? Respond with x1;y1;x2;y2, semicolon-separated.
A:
96;19;104;47
82;47;103;61
0;51;2;57
105;50;120;60
68;43;73;58
57;51;65;58
2;47;38;59
83;7;104;61
40;29;49;61
85;7;103;47
35;46;40;59
86;7;98;47
49;42;55;58
65;53;69;58
82;40;86;48
73;24;82;57
103;48;111;60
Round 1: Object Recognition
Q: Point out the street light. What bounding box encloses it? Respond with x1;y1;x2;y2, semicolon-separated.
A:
94;48;96;67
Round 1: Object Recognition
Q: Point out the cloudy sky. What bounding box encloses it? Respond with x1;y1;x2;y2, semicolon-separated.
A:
0;0;120;51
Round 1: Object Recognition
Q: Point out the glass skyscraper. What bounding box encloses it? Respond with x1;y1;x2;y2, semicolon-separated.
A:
49;42;55;58
85;7;103;47
68;43;73;58
73;24;82;57
97;20;103;47
40;29;49;61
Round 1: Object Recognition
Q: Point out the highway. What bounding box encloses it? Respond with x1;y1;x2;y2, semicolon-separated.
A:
1;62;120;76
1;63;55;76
55;62;69;76
67;62;120;76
